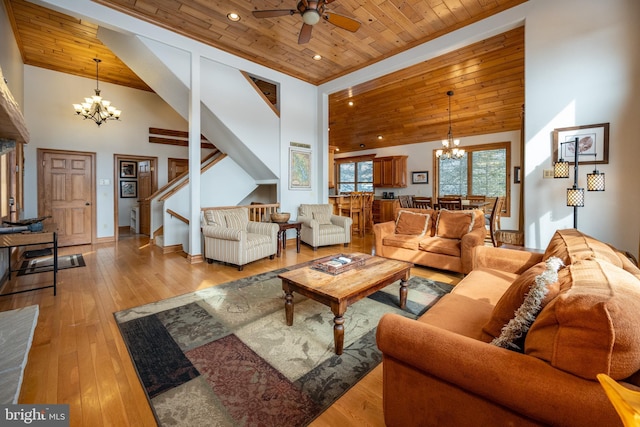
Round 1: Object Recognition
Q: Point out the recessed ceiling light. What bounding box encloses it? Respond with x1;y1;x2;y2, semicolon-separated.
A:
227;12;240;22
377;135;383;139
312;54;322;61
348;101;354;106
360;144;365;148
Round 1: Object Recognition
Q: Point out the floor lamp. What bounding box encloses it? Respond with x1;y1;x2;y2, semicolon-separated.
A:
554;137;605;228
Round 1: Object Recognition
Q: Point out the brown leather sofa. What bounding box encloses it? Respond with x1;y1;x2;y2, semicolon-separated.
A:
376;229;640;426
374;207;486;274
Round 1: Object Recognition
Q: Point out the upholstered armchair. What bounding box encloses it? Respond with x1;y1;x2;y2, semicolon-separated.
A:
297;204;352;250
202;207;278;270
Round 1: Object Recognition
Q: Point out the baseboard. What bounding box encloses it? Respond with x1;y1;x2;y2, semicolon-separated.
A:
161;244;183;254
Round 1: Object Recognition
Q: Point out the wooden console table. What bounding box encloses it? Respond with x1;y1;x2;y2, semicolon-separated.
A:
0;230;58;297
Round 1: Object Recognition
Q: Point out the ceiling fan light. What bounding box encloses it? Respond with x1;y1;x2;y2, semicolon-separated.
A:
302;10;320;25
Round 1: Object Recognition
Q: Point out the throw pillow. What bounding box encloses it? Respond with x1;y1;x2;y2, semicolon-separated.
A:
313;212;333;225
203;210;216;225
482;260;565;341
435;210;474;239
395;210;430;236
225;214;248;230
525;258;640;380
491;257;564;352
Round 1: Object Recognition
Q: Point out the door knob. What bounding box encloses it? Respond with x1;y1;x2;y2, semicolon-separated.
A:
85;202;90;206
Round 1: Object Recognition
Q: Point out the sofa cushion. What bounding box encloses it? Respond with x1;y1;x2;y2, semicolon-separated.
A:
383;234;423;251
543;229;623;268
313;212;332;225
525;258;640;380
395;210;430;236
482;260;565;342
435;210;474;239
419;237;461;257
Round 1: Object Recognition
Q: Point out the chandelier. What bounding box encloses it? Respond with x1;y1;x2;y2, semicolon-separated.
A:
436;90;465;160
72;58;121;126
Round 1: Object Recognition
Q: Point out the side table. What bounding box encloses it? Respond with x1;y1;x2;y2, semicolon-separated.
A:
275;221;301;257
0;228;58;297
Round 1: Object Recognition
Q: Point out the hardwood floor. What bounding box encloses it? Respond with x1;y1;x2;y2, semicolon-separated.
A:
0;232;461;427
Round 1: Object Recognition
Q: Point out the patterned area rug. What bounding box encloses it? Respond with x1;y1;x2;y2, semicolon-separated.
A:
114;263;452;426
17;254;85;276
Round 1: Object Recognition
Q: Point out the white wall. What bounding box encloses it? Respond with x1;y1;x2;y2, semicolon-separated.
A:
22;66;193;239
0;0;24;109
524;0;640;255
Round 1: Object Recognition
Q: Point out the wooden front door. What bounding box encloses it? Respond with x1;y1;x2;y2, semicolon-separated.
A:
168;158;188;181
38;149;94;247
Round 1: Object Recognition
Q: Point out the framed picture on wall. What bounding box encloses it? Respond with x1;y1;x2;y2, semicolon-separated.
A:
120;180;137;198
289;147;311;190
552;123;609;165
120;160;137;178
412;171;428;184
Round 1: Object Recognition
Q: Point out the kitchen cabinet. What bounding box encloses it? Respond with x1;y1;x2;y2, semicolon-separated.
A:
372;199;399;223
373;156;407;188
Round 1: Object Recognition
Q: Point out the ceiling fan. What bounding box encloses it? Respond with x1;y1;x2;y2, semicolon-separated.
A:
252;0;361;44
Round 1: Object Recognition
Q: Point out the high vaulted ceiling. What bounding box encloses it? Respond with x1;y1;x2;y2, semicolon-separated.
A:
4;0;526;152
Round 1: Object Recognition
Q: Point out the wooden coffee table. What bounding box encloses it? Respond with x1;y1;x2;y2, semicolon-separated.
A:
278;253;413;355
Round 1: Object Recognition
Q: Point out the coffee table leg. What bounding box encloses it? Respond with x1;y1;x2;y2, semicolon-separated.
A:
284;289;294;326
399;277;408;309
333;315;345;355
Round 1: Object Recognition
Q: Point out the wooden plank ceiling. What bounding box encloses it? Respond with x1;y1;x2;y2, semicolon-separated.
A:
4;0;526;152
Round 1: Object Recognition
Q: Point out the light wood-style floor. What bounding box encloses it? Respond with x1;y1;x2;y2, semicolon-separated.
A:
0;231;462;427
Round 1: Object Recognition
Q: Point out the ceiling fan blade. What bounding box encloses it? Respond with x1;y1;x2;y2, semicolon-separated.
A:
324;13;361;32
252;9;296;18
298;23;313;44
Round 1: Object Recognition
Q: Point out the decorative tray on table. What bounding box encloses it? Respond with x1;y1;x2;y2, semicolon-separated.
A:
312;253;367;275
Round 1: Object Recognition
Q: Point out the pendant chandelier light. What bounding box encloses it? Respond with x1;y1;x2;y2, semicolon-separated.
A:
436;90;465;160
72;58;121;126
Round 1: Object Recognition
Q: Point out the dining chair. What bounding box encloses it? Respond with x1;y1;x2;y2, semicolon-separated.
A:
398;195;414;208
437;196;462;210
466;195;487;212
341;192;365;236
413;197;432;209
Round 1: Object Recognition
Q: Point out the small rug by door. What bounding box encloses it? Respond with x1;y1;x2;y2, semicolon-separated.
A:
114;264;453;426
17;254;86;276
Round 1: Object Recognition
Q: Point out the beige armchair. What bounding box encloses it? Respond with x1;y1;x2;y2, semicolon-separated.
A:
297;204;352;251
202;207;278;270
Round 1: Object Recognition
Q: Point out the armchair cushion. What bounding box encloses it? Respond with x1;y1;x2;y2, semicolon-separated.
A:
313;212;332;225
435;210;474;239
225;213;249;230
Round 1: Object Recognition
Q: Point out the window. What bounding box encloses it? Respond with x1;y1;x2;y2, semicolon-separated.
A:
335;155;374;193
434;142;511;216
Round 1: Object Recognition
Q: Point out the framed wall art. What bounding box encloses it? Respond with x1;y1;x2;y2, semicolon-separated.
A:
289;147;311;190
553;123;609;165
411;171;428;184
120;180;137;198
120;160;137;178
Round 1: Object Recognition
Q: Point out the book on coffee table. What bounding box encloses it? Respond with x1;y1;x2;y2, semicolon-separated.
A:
312;253;366;275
